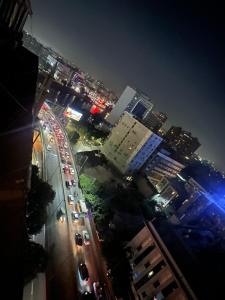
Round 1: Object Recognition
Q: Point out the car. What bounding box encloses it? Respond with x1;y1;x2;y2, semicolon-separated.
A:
65;181;71;189
75;233;83;246
93;282;104;299
60;151;65;157
70;167;75;174
63;165;69;174
47;144;52;151
68;194;74;205
79;263;89;280
71;211;79;223
81;292;95;299
81;292;94;299
75;202;81;213
57;207;66;223
61;158;66;164
82;230;90;245
65;152;70;159
106;269;112;278
64;142;68;148
71;179;76;186
67;160;72;166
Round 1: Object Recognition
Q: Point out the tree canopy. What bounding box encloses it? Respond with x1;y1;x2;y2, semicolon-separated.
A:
26;165;55;235
23;240;48;285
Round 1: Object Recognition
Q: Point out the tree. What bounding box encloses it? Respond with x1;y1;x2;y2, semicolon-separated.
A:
70;131;80;144
26;208;48;235
26;165;55;235
79;174;100;194
23;240;48;285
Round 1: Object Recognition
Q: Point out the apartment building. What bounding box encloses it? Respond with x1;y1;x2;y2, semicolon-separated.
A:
126;223;197;300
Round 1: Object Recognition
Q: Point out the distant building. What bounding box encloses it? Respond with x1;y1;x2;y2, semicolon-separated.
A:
165;127;200;158
143;111;167;133
126;223;197;300
102;112;162;174
106;86;153;125
145;148;185;179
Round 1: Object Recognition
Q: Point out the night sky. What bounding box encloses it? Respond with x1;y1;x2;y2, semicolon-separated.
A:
26;1;225;170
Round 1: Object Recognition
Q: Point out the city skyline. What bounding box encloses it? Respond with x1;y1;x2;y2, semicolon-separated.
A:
25;0;225;170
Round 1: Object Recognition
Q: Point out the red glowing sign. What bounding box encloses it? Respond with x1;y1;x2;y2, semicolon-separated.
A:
90;105;100;115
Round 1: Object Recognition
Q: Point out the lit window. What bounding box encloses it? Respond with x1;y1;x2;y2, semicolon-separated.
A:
148;270;154;278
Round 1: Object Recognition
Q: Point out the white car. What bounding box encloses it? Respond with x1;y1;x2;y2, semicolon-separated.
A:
82;230;90;245
70;168;74;174
68;194;74;205
47;144;52;151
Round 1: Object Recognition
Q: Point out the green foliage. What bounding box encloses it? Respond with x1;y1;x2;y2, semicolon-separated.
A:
26;165;55;235
110;185;143;215
70;131;80;144
23;240;48;285
79;174;100;194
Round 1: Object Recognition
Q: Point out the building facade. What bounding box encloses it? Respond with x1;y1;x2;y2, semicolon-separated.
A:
126;223;197;300
106;86;153;125
102;112;162;174
145;149;185;179
165;127;200;158
143;111;167;133
0;1;39;298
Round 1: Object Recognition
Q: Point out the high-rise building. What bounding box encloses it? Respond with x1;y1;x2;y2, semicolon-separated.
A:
145;148;185;179
165;127;200;158
143;111;167;133
102;112;162;174
126;223;197;300
0;1;38;298
106;86;153;125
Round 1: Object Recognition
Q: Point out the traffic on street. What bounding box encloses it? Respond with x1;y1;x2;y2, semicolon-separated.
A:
38;102;114;299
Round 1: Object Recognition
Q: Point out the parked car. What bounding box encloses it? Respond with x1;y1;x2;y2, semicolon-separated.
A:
79;263;89;280
82;230;90;245
68;194;74;205
47;144;52;151
75;233;83;246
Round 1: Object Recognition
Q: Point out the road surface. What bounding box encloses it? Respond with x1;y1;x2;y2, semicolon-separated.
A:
39;103;115;299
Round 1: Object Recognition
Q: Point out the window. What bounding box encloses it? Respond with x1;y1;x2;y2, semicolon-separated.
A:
134;244;155;265
144;261;150;268
134;260;166;290
137;245;142;251
141;291;147;298
153;280;160;288
162;281;178;297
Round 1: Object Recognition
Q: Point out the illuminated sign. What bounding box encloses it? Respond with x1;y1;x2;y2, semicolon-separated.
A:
64;107;82;121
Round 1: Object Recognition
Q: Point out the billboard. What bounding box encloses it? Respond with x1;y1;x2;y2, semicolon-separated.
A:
64;107;83;121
